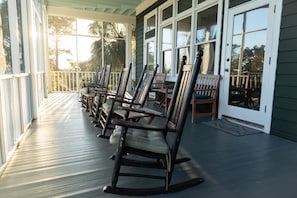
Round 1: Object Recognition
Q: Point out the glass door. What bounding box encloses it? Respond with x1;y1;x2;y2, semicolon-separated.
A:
220;0;278;128
228;6;267;111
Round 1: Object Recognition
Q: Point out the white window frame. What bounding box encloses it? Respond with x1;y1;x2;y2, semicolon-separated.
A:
193;1;222;75
159;22;174;75
175;15;193;74
159;1;174;75
154;0;223;81
143;9;158;68
159;0;174;24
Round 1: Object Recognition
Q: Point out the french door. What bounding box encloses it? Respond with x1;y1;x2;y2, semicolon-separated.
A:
219;0;281;132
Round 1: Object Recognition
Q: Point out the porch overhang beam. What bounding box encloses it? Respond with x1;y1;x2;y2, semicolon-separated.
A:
47;6;136;25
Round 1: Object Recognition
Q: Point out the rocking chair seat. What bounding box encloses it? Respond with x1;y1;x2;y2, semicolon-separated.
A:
113;107;163;121
102;100;120;113
93;94;106;104
102;97;131;114
110;126;169;154
195;93;211;99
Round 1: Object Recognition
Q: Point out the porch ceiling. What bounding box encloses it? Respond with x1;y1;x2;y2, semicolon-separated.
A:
46;0;146;17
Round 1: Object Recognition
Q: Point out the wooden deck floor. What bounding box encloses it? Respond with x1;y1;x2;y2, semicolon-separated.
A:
1;93;297;198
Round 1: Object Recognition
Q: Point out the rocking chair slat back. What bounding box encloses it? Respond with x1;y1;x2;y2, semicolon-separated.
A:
116;64;131;98
130;64;159;108
99;64;111;88
95;64;131;137
166;54;202;171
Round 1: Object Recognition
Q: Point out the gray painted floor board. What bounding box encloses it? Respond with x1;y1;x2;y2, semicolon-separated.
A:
0;93;297;198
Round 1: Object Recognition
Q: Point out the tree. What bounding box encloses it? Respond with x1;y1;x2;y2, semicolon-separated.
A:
88;22;125;72
48;16;75;71
0;3;12;74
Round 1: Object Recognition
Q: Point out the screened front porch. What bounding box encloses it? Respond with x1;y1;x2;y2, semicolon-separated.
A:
0;93;296;198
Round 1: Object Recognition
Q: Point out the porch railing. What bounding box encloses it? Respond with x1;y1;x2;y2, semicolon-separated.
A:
50;71;120;92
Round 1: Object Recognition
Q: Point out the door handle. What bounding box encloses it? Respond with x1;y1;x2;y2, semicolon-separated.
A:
224;68;229;72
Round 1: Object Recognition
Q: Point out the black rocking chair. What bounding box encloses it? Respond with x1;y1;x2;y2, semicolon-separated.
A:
102;50;204;196
97;64;158;138
80;64;111;112
112;64;163;124
91;64;130;124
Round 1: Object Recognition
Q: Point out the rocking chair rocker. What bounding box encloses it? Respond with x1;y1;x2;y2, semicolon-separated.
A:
103;50;204;196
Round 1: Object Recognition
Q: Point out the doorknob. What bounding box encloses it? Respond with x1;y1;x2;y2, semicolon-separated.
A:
224;68;229;72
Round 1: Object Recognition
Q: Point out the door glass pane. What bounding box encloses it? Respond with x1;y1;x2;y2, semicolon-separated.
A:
246;7;268;32
228;6;268;111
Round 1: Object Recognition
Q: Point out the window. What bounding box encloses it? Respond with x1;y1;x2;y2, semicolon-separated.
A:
177;47;190;72
177;0;192;14
196;5;218;74
144;11;157;39
176;16;191;73
149;1;222;79
146;41;155;67
0;0;12;74
144;9;157;70
161;24;173;74
16;0;25;73
162;5;173;21
198;0;206;3
48;17;126;72
146;15;156;31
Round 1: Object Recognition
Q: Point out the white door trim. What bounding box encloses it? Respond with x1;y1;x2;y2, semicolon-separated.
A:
218;0;283;134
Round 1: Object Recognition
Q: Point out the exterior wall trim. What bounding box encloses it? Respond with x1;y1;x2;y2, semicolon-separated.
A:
136;0;158;15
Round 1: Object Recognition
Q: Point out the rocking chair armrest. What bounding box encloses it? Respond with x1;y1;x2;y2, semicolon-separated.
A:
111;96;133;104
94;89;109;95
94;87;107;93
118;100;142;107
118;106;166;118
111;119;166;131
103;91;117;96
107;95;131;104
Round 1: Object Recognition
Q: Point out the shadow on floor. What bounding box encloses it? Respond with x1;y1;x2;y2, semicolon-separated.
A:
0;93;297;198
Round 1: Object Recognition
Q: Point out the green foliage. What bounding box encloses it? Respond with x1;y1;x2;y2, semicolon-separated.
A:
48;16;75;71
231;44;265;74
48;16;126;73
88;22;126;72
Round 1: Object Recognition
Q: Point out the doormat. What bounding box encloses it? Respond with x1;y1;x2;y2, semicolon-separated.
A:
203;118;262;136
